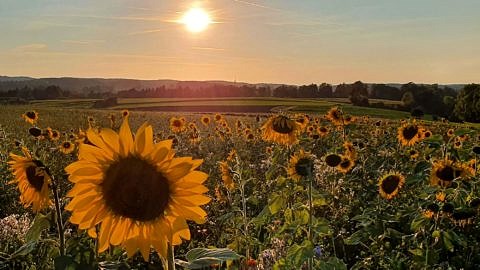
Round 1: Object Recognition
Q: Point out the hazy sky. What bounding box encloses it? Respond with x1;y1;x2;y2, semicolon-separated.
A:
1;0;479;85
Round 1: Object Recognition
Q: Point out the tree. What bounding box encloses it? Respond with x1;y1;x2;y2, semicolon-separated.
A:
349;81;369;106
401;91;415;109
454;84;480;123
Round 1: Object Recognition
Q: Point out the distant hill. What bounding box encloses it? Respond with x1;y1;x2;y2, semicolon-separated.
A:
0;75;466;93
0;76;34;82
0;76;287;93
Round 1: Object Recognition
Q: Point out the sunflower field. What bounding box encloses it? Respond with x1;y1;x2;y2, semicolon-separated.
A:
0;105;479;270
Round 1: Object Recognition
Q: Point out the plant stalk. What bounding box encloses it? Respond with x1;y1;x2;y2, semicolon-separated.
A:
167;242;175;270
51;176;65;256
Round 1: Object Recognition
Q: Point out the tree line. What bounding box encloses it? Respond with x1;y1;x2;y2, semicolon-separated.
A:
1;82;478;122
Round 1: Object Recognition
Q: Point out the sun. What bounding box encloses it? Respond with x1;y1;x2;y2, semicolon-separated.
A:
181;8;211;33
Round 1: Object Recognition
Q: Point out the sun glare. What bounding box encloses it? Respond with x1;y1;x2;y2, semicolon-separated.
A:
181;8;211;33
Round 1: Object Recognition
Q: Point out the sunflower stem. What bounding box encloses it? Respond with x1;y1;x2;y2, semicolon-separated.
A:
167;242;175;270
307;170;313;270
51;176;65;256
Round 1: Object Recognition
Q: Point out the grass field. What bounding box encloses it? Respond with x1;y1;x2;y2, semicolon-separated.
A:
29;97;413;120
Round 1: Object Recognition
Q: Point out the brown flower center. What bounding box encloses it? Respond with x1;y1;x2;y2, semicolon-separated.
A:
102;156;170;221
295;158;313;177
325;154;342;167
25;111;36;119
402;125;419;140
26;162;45;192
172;120;182;128
435;165;456;182
272;116;294;134
381;175;400;194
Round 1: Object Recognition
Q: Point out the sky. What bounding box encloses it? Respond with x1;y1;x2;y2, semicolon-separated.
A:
0;0;479;85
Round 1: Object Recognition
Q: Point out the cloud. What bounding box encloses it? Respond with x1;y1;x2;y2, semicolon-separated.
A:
12;44;48;53
45;14;164;22
127;28;167;36
61;40;105;45
232;0;281;12
191;47;226;51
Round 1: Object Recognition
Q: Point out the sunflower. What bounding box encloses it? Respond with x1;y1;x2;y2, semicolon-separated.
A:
28;127;43;138
325;153;342;167
295;114;309;131
453;138;463;149
287;149;314;181
59;141;75;154
47;129;60;141
227;149;237;162
336;155;354;174
378;173;405;200
22;111;39;124
422;130;432;139
201;116;210;126
397;123;423;146
8;147;51;212
261;115;299;145
219;161;234;190
214;114;223;122
408;149;419;160
430;159;466;187
122;109;129;118
65;116;210;260
169;117;186;133
317;126;329;137
343;141;356;159
447;129;454;137
436;192;446;202
245;133;255;142
325;107;343;126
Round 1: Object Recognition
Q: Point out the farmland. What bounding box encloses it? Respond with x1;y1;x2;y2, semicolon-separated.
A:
0;102;479;269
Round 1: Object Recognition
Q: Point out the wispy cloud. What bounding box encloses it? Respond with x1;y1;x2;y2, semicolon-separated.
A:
12;43;48;53
232;0;281;12
62;40;105;45
127;28;168;36
191;47;226;51
45;14;164;22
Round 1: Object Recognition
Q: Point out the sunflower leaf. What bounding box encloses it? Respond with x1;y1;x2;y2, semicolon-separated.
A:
25;212;52;243
185;248;241;262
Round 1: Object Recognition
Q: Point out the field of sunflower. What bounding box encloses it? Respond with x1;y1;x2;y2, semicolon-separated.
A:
0;104;479;270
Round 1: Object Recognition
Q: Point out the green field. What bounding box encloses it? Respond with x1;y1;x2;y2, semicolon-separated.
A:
29;97;413;120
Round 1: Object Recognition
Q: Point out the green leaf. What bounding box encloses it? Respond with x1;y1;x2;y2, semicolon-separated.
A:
268;193;286;215
285;240;313;267
344;230;366;245
10;241;37;258
294;209;309;225
25;212;52;243
185;248;241;262
55;255;77;270
318;257;347;270
442;231;454;252
454;129;471;136
414;161;431;175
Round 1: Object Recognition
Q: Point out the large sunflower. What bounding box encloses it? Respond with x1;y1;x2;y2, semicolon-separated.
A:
430;159;465;187
65;116;210;260
397;123;423;146
287;149;314;181
8;147;51;212
261;115;299;145
378;173;405;200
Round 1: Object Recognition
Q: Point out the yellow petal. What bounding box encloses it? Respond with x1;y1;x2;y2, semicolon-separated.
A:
98;216;113;253
100;128;120;154
119;116;134;157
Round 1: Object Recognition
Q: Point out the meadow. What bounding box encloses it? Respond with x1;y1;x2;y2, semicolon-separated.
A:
0;101;479;270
